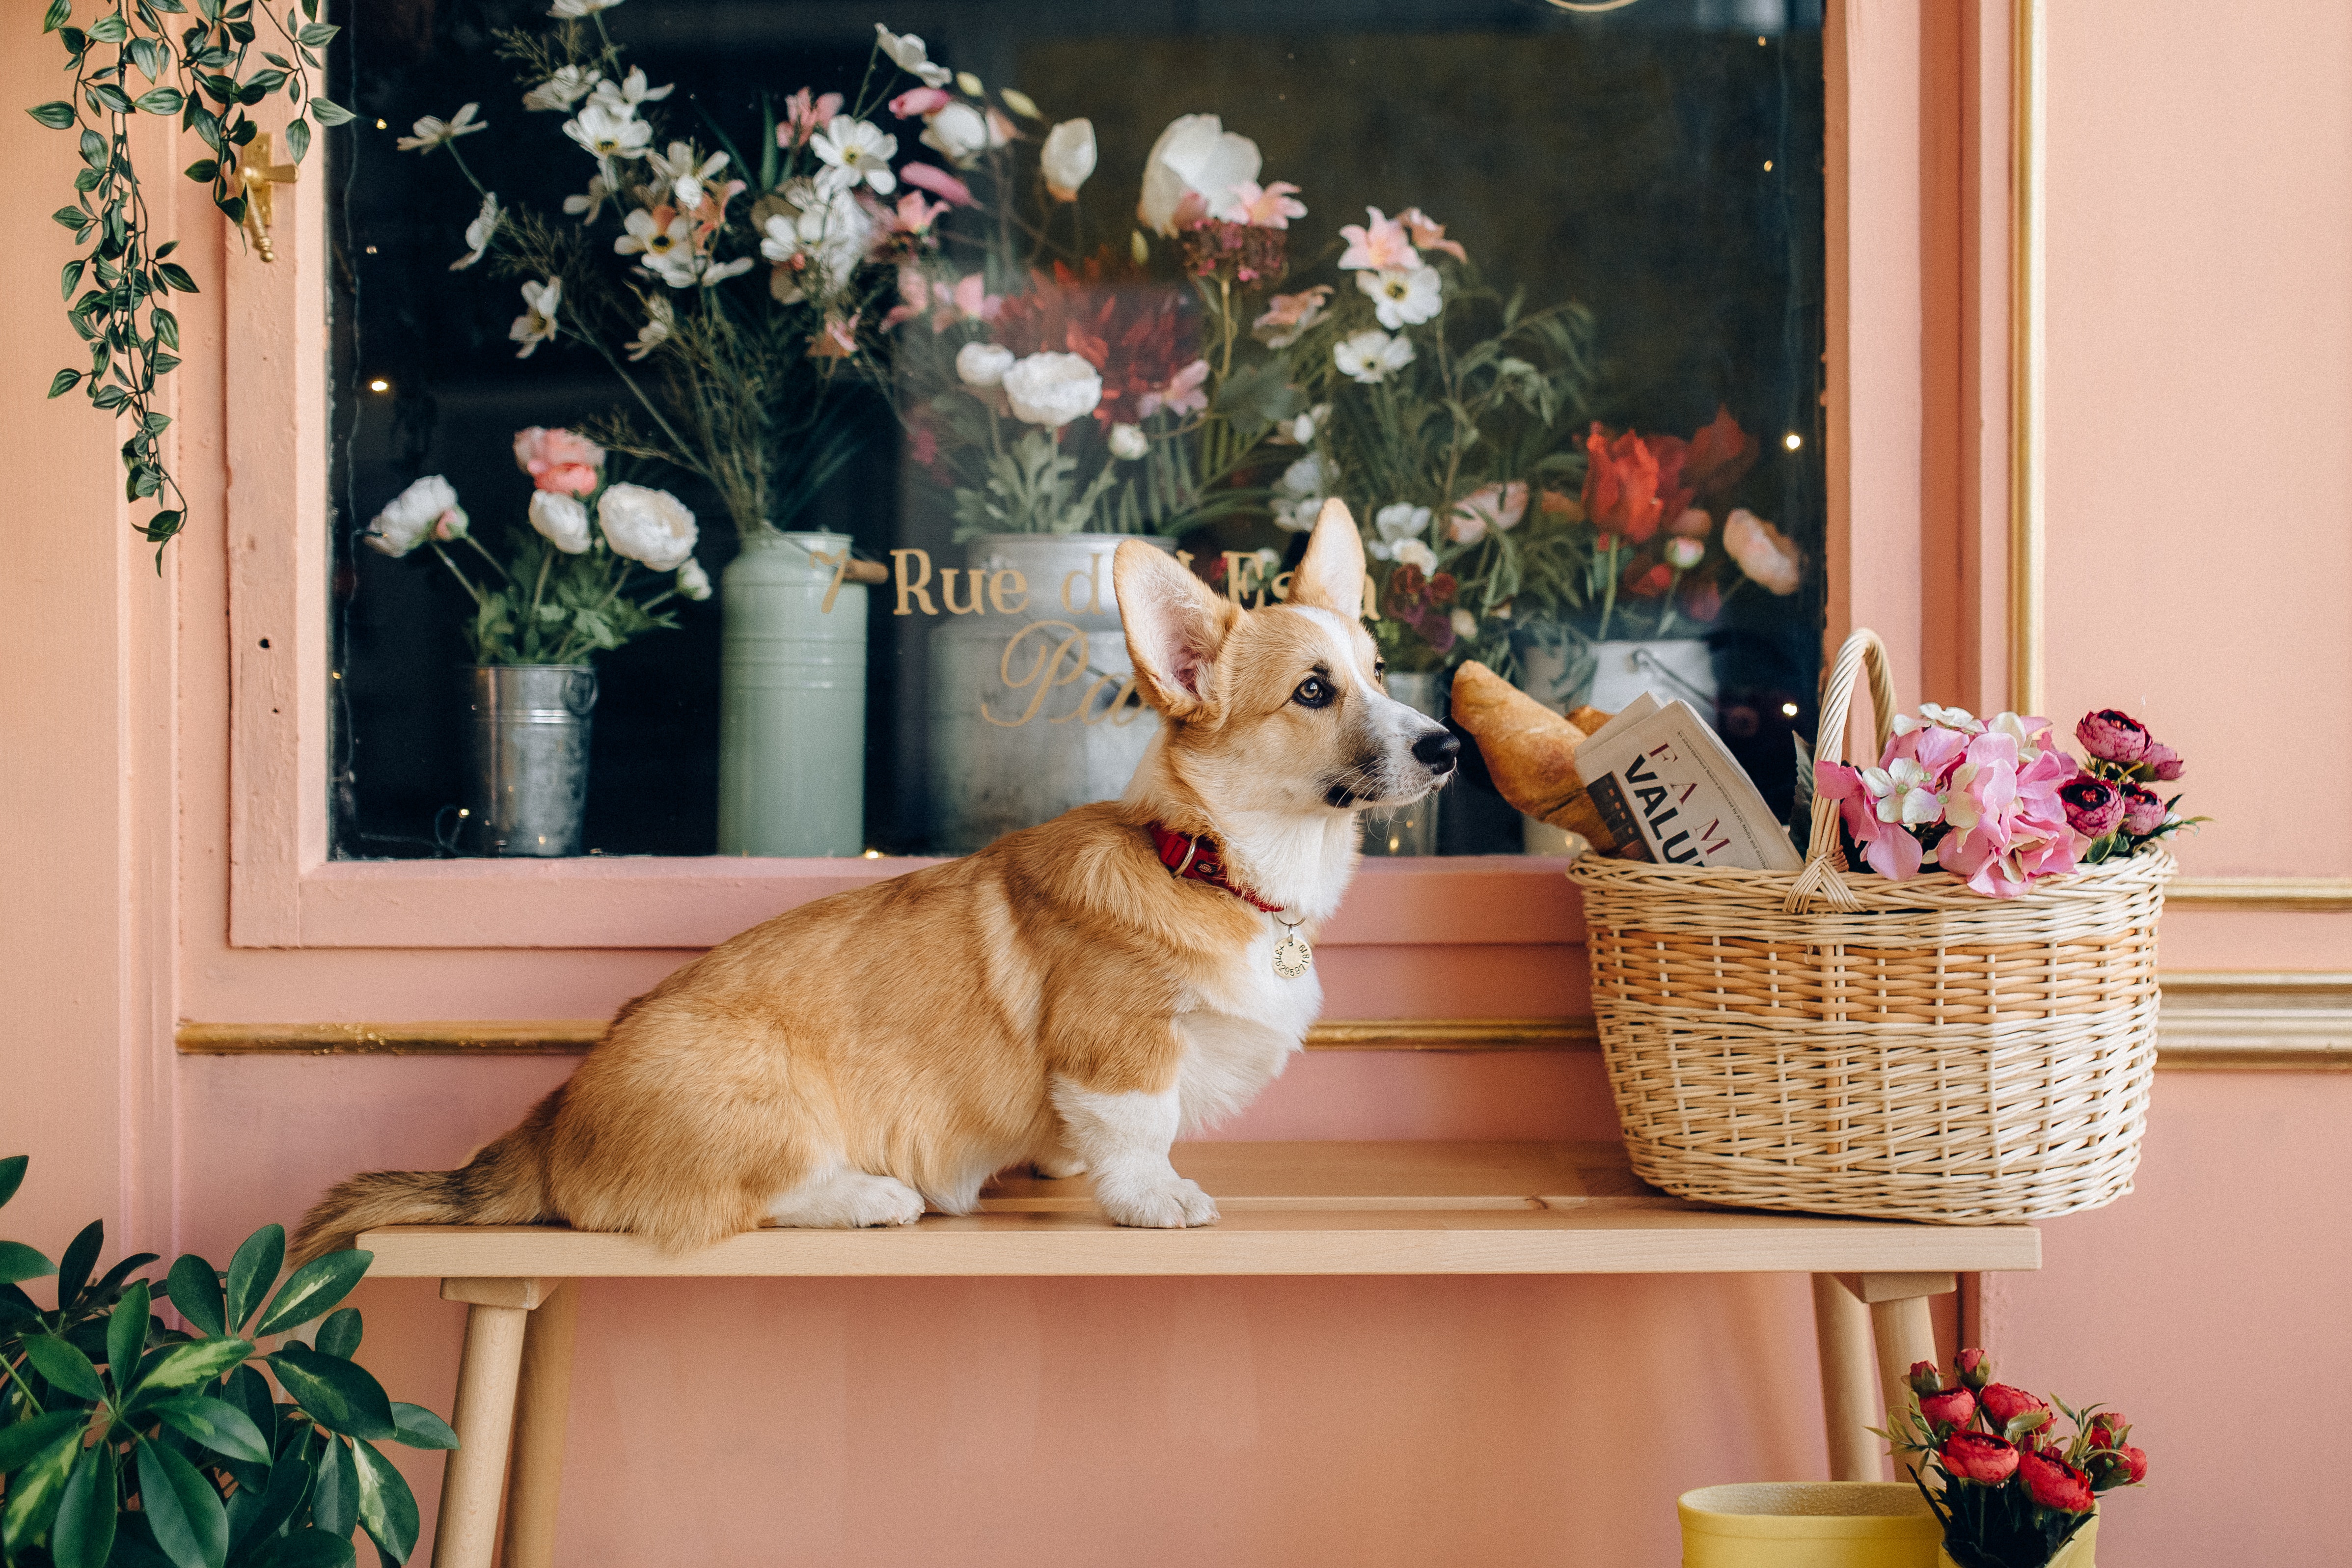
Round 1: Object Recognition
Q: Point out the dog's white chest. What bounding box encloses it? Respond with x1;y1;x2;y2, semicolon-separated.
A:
1172;920;1322;1134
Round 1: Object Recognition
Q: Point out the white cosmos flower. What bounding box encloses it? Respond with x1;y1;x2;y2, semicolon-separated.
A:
1367;501;1432;560
528;489;592;554
758;182;871;301
956;341;1015;387
523;66;599;112
1392;539;1438;574
811;118;898;196
562;173;614;223
1000;351;1101;428
1359;265;1442;330
1333;328;1415;385
920;102;990;166
395;102;485;153
676;557;712;601
1137;113;1260;236
588;66;672;113
365;475;464;558
875;24;952;88
547;0;621;16
626;295;673;361
1271;453;1327;532
509;276;562;358
649;141;729;208
449;191;499;271
564;103;652;161
1041;119;1095;201
1107;422;1148;461
597;483;698;572
615;206;691;262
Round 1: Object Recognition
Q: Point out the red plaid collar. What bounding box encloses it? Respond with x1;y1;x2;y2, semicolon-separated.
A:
1148;824;1285;914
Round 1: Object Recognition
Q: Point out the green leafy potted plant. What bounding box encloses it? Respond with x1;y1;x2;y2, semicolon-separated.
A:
0;1154;457;1568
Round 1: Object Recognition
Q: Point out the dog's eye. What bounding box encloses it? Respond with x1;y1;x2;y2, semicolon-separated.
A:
1373;660;1387;682
1292;675;1334;709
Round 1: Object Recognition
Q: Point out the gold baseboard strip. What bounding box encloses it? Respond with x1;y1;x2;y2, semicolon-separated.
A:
174;1017;1599;1056
2166;878;2352;912
175;978;2352;1071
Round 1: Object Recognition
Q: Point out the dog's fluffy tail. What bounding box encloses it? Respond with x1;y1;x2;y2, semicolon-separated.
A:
291;1087;565;1266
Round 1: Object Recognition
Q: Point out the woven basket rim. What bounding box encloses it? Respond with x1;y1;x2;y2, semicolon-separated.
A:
1567;844;2174;911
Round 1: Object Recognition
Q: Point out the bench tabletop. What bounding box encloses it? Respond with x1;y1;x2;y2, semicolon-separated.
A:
358;1141;2040;1278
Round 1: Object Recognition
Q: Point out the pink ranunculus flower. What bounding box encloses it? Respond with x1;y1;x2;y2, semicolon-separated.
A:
2121;783;2168;836
1447;481;1529;545
512;427;605;495
2060;777;2125;837
1338;206;1419;272
2076;708;2151;764
2141;739;2184;780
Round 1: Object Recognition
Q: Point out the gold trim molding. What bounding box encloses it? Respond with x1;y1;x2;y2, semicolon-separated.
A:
2164;879;2352;913
174;1018;1601;1057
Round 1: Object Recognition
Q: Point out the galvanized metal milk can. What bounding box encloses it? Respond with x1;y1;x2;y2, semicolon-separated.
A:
926;533;1175;854
468;664;599;857
1361;669;1446;856
717;529;869;856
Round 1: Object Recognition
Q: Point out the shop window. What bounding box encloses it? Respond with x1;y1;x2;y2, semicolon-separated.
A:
326;0;1826;861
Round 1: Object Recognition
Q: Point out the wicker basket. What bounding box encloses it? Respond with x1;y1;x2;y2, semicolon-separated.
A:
1568;629;2171;1224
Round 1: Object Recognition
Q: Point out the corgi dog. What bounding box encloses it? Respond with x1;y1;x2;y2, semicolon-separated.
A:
292;502;1456;1261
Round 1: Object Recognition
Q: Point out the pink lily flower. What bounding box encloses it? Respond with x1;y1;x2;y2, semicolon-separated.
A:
1398;206;1467;261
1138;358;1210;418
1222;180;1308;229
1338;206;1419;272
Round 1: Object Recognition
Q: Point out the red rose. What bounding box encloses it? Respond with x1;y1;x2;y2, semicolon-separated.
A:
1919;1386;1976;1429
2018;1449;2095;1513
1955;1349;1991;1390
1939;1431;2019;1485
1581;424;1666;546
1978;1383;2049;1433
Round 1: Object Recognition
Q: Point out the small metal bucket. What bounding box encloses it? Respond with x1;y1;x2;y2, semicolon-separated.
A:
468;664;598;857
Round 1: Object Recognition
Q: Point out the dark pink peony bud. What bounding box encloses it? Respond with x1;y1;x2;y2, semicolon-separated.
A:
2121;1445;2149;1484
2076;709;2151;764
1939;1431;2020;1485
2060;777;2124;837
2086;1412;2129;1450
1907;1361;1943;1398
2018;1449;2096;1513
2141;740;2184;780
1919;1386;1977;1429
1954;1348;1992;1390
2121;783;2168;836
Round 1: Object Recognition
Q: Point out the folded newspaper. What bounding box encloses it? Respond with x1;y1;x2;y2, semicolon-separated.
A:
1572;695;1803;871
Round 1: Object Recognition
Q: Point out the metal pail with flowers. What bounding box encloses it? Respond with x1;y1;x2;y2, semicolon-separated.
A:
469;664;598;857
925;533;1175;853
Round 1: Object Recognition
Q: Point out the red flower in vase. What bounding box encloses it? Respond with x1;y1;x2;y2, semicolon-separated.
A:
1581;425;1666;547
1938;1431;2019;1485
1918;1386;1977;1430
2018;1449;2095;1513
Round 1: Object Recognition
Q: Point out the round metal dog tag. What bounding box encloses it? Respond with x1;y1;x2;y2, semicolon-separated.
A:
1272;922;1313;980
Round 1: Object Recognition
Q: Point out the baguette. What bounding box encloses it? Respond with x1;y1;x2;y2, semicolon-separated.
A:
1448;661;1619;850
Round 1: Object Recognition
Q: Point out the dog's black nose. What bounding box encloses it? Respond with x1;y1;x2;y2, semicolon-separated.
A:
1413;730;1460;771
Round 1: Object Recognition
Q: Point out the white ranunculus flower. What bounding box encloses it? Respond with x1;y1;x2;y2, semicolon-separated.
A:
956;341;1015;388
1040;119;1096;201
875;24;953;87
597;483;698;572
522;66;599;112
366;475;463;558
1359;265;1442;330
676;557;712;601
1333;328;1415;385
564;103;651;161
1000;352;1102;428
920;102;990;166
1137;113;1261;236
509;277;562;358
528;489;593;554
1392;538;1438;574
1107;422;1149;461
449;191;499;271
812;117;899;196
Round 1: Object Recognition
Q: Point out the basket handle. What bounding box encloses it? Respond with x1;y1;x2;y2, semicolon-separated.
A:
1786;629;1898;912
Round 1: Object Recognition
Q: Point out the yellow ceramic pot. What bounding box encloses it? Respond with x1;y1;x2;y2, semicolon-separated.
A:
1936;1512;2099;1568
1679;1483;1941;1568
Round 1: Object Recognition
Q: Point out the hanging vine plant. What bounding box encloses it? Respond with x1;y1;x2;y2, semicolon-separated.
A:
27;0;351;552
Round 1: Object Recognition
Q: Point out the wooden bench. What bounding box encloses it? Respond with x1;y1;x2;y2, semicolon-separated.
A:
359;1141;2040;1568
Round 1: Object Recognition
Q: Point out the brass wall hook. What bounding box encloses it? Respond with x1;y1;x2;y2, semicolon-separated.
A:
237;131;299;262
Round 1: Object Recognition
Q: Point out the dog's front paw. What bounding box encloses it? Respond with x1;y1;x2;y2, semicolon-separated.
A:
1098;1177;1219;1229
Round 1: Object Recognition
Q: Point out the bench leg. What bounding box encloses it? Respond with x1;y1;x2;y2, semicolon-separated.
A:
1812;1273;1883;1482
432;1300;531;1568
501;1279;579;1568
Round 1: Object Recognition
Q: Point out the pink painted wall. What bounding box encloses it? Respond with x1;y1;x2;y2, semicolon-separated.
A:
3;0;2347;1563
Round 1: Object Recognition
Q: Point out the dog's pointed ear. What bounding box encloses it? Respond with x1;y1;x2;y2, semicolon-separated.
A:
1287;498;1367;619
1115;540;1235;718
